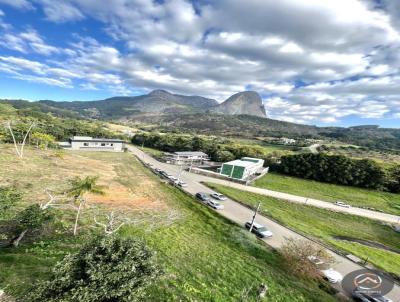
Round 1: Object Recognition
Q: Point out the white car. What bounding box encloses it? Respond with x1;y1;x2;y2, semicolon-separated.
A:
210;193;227;200
321;268;343;283
335;201;351;208
174;180;187;187
168;176;178;181
207;200;224;210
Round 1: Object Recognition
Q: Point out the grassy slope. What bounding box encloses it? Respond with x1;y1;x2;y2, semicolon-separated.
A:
0;145;336;302
206;183;400;277
254;173;400;216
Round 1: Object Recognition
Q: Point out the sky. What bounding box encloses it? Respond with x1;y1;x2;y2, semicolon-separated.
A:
0;0;400;127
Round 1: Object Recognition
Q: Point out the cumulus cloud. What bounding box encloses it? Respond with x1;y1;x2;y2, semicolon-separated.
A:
1;0;400;125
0;28;59;55
0;0;33;9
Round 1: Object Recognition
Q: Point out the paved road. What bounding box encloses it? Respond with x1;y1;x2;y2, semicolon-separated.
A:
128;145;400;301
193;178;400;225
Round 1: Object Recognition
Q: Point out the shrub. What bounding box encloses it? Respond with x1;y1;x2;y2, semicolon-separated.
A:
27;236;161;302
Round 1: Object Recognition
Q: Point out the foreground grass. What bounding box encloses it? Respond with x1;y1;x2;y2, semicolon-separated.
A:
207;183;400;278
254;173;400;216
0;145;336;301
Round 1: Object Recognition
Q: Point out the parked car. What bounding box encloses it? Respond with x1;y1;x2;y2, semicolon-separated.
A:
244;221;273;238
168;176;178;181
207;200;224;210
174;180;187;187
307;255;325;266
210;193;227;201
321;268;343;283
352;288;393;302
196;192;210;202
160;171;168;177
335;201;351;208
155;168;161;173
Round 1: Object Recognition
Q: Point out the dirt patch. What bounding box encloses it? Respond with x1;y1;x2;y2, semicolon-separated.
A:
334;236;400;254
0;146;169;212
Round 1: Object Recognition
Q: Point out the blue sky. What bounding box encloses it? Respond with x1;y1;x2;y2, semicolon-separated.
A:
0;0;400;127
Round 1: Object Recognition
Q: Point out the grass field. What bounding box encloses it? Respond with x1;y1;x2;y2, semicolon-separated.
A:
254;173;400;216
206;183;400;278
0;145;337;302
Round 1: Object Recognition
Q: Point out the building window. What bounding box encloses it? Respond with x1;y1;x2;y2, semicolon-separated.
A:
110;143;114;146
101;143;106;146
83;142;89;146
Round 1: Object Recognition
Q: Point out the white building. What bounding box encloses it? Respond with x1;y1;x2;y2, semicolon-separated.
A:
219;157;264;180
165;151;209;165
61;136;125;152
280;137;296;145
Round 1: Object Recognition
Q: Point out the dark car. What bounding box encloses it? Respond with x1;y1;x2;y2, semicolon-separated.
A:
352;289;393;302
195;192;210;202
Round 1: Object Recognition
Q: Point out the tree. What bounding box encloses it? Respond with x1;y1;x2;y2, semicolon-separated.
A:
280;238;335;280
67;176;105;236
31;132;56;149
11;204;53;247
213;149;235;162
27;236;161;302
386;165;400;193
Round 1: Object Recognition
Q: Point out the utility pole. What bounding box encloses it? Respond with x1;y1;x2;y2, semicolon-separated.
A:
177;164;183;183
189;157;194;173
249;202;261;233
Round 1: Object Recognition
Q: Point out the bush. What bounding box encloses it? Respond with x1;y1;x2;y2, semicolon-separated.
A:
27;236;161;302
278;153;389;191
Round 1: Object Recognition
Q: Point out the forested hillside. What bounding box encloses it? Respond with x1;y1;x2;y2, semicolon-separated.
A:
0;103;118;144
1;98;400;152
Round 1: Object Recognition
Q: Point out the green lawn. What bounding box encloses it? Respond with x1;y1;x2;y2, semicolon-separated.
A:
206;183;400;278
0;145;337;302
254;173;400;216
139;146;165;158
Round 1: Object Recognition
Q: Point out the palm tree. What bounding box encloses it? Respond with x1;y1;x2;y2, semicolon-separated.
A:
67;176;105;236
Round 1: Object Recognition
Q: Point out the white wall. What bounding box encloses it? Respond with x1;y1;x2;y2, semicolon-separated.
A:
70;141;123;152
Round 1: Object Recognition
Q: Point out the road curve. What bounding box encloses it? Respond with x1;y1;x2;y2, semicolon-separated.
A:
127;145;400;301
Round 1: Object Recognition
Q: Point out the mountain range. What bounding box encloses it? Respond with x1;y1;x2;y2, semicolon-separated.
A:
1;90;400;151
38;90;266;119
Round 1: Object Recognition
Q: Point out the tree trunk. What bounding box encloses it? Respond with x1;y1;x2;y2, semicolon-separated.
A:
12;229;28;247
73;200;83;236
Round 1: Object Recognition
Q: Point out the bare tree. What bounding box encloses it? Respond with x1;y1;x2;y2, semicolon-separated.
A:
40;189;68;210
93;208;184;235
6;121;35;158
280;238;335;280
94;211;128;235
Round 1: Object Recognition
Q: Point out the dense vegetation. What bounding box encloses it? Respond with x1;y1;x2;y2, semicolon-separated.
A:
3;98;400;153
27;236;160;302
0;103;119;144
132;132;293;163
277;153;400;192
